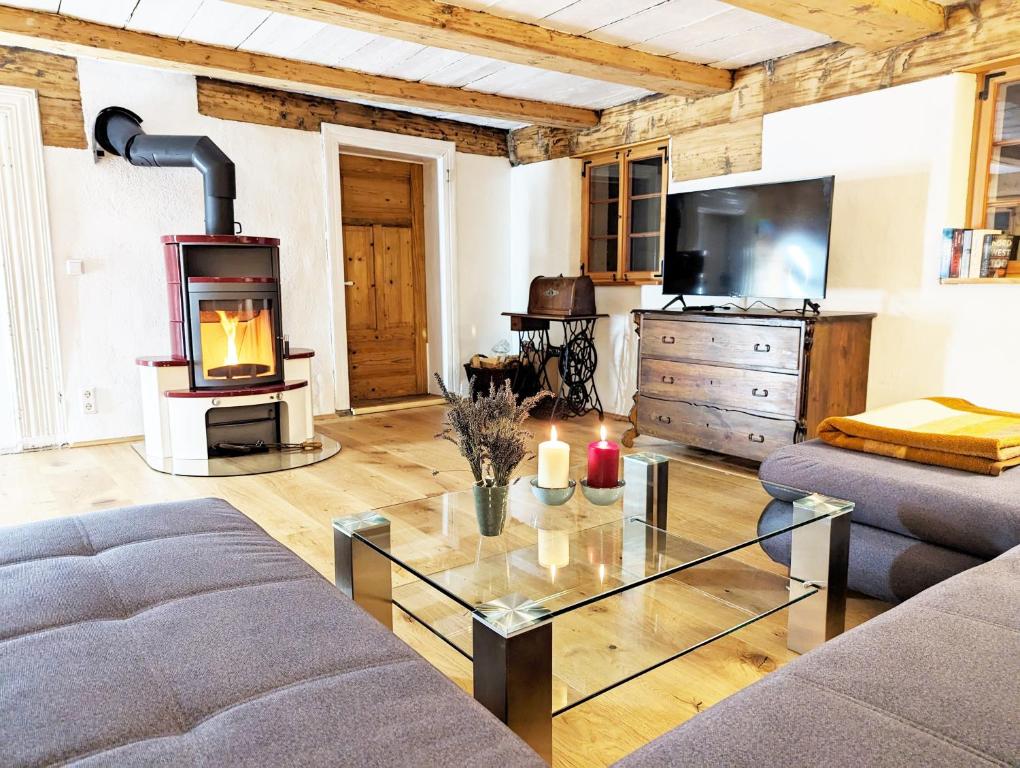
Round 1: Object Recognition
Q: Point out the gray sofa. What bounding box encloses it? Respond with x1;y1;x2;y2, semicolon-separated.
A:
757;439;1020;602
0;498;543;767
615;543;1020;767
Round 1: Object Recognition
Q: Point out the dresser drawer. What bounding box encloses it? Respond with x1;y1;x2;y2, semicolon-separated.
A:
640;359;800;418
641;318;802;371
637;396;797;461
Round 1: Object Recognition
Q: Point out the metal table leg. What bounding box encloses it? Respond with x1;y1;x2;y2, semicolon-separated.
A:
333;513;393;630
473;595;554;763
786;495;851;654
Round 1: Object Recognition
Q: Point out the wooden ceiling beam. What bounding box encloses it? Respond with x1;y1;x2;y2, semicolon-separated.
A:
722;0;946;51
0;5;597;129
226;0;732;96
197;77;509;157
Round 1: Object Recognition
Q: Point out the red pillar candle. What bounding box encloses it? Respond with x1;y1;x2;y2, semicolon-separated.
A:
586;424;620;489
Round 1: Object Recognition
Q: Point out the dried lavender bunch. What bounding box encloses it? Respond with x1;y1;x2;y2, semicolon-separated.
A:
435;373;551;487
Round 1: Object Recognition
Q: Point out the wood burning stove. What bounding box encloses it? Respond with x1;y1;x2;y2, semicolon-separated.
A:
163;235;285;391
95;104;336;475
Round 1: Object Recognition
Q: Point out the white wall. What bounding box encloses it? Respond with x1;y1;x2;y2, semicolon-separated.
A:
518;74;1012;417
456;152;514;364
43;58;512;443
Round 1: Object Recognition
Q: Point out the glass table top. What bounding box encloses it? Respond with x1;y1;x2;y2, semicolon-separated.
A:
334;453;853;711
337;456;850;628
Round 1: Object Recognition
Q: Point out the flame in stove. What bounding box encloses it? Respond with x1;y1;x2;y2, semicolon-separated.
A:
215;310;240;366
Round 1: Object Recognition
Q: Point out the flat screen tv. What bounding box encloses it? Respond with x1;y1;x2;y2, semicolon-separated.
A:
662;176;834;300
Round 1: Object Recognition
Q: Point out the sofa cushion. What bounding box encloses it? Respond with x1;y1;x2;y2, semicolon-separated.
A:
0;498;543;768
613;545;1020;768
758;499;984;603
759;439;1020;559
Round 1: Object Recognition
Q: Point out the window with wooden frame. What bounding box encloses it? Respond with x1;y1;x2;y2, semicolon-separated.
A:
580;141;667;285
971;64;1020;234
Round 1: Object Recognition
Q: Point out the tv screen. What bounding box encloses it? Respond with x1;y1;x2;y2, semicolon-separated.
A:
662;176;834;300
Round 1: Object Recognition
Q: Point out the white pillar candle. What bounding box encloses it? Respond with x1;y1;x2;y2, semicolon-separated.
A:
538;529;570;569
537;425;570;488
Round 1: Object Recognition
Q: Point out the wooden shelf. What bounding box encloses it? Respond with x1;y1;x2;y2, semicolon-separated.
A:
940;277;1020;284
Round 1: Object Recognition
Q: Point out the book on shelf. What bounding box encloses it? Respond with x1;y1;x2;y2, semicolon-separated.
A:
981;233;1019;277
960;229;973;278
969;230;1002;278
942;228;964;278
940;228;1007;279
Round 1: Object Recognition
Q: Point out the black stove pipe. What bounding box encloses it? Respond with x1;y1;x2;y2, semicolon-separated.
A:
93;106;236;236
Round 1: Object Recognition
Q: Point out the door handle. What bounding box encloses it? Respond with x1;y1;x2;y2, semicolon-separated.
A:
752;388;769;398
753;343;771;352
657;415;672;424
661;335;675;344
661;375;675;385
748;433;765;443
343;281;355;287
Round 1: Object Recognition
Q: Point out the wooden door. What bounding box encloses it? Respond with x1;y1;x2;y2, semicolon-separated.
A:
340;154;427;403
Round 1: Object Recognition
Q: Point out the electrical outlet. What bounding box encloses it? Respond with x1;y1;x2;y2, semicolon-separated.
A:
82;387;97;415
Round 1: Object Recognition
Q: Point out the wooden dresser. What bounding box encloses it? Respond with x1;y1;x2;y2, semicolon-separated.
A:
623;310;876;461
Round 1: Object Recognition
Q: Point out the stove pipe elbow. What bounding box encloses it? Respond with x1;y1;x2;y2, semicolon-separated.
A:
93;106;236;236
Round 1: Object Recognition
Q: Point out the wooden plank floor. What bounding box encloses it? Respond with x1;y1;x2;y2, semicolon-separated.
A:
0;407;887;767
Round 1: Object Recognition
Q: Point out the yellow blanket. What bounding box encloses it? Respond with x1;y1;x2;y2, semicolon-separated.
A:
817;398;1020;476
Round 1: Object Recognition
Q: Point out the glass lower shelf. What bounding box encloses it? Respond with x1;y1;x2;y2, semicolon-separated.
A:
392;549;815;712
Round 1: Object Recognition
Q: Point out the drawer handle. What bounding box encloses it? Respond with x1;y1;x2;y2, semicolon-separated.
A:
748;433;765;443
661;375;675;385
661;335;675;344
657;415;672;424
752;388;769;398
754;343;771;353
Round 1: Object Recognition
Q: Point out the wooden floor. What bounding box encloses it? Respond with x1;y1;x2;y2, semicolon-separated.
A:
0;408;887;767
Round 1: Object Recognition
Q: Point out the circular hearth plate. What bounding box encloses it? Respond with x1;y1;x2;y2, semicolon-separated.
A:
132;432;342;477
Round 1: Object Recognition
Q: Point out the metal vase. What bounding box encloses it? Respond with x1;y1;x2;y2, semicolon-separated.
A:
473;484;509;537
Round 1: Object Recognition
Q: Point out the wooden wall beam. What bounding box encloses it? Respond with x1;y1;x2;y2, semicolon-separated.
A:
0;6;597;129
227;0;732;97
510;0;1016;172
723;0;945;51
0;44;84;148
196;77;509;157
671;118;763;182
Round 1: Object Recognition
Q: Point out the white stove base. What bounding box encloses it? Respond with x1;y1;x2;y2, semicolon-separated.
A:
137;353;329;476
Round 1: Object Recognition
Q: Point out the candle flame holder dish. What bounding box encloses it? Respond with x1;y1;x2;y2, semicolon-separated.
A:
530;478;576;506
580;478;626;506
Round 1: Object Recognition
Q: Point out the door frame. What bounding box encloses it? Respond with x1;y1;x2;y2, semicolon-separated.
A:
0;85;64;452
322;124;459;413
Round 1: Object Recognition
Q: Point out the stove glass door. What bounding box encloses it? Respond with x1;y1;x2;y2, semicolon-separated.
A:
197;297;278;384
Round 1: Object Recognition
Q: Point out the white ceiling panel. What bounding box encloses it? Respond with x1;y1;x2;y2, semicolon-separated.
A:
708;25;829;69
0;0;59;11
378;47;469;82
336;37;426;74
634;8;764;57
541;0;666;36
238;13;326;57
420;55;510;88
59;0;137;27
178;1;270;49
287;25;379;67
565;0;729;47
127;0;204;37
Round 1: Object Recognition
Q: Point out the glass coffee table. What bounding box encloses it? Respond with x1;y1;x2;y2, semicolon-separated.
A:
333;453;851;762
